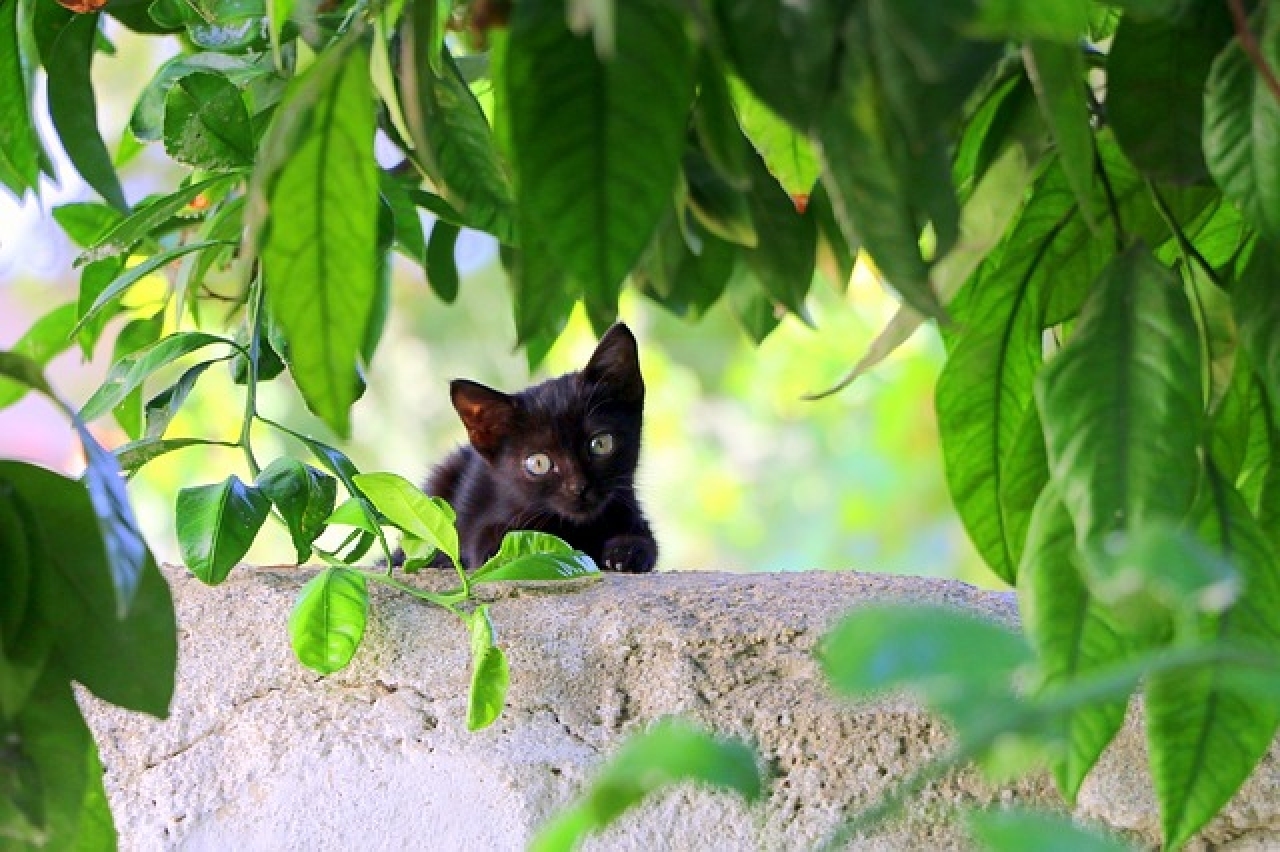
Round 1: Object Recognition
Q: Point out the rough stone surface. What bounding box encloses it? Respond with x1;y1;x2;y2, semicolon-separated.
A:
81;567;1280;851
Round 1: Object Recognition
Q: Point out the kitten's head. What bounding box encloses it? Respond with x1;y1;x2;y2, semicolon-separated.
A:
450;323;645;523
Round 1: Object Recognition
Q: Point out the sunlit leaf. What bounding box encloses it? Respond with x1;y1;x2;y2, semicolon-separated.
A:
472;531;598;583
163;70;255;170
80;332;234;423
260;45;378;438
257;458;337;564
1025;40;1093;224
465;605;508;731
288;567;368;675
966;807;1136;852
351;472;459;567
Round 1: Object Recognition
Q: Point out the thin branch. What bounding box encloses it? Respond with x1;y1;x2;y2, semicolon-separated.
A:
1092;136;1126;251
1228;0;1280;105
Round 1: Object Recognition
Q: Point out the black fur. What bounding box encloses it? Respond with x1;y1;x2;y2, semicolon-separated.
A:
426;324;658;573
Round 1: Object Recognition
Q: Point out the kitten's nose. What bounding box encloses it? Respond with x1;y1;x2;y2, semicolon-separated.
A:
568;480;588;498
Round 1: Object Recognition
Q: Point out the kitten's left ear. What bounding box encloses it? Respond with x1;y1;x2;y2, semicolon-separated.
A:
582;323;643;404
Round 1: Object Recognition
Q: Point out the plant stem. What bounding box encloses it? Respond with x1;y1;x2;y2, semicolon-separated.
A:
1147;181;1227;291
239;268;265;479
1227;0;1280;105
363;570;467;612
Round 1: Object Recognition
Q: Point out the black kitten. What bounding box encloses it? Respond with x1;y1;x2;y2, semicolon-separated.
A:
426;323;658;573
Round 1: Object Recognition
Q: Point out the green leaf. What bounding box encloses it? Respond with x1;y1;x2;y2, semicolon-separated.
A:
999;404;1049;569
1018;485;1135;802
0;304;78;411
820;604;1031;702
130;52;266;142
52;202;122;248
351;472;459;567
1234;239;1280;422
692;52;749;190
176;475;272;585
425;220;461;303
0;0;46;197
741;147;814;318
80;332;233;423
163;71;255;170
816;17;944;320
45;13;126;210
508;0;694;329
288;567;368;675
145;359;221;439
1025;40;1094;225
1035;243;1202;563
633;215;735;321
77;175;236;266
325;496;382;534
1107;5;1232;184
256;458;337;564
531;718;762;852
401;26;515;243
74;241;235;335
115;436;230;472
1147;474;1280;849
966;807;1136;852
13;670;117;850
472;531;599;583
465;605;508;731
0;481;51;720
1204;28;1280;238
506;239;578;364
260;45;378;439
380;173;428;263
730;79;821;197
3;460;175;716
714;0;843;131
107;313;165;440
727;264;781;344
683;148;756;248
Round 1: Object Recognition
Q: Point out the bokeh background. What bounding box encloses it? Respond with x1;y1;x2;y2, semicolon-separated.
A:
0;23;995;586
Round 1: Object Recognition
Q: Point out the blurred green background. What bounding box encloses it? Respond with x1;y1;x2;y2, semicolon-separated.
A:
0;23;994;586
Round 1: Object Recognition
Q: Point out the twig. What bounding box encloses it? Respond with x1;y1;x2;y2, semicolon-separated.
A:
1227;0;1280;105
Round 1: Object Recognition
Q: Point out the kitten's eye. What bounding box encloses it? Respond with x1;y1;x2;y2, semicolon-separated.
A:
588;432;615;457
523;453;553;476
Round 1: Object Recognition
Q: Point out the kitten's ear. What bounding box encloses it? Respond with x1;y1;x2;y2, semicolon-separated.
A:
582;323;644;404
450;380;516;456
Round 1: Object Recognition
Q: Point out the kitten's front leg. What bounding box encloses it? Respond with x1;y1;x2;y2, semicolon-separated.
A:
602;534;657;573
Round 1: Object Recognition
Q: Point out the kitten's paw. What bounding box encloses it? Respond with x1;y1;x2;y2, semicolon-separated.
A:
601;535;657;573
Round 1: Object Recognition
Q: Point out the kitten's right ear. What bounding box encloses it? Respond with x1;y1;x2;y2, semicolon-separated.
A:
450;380;516;456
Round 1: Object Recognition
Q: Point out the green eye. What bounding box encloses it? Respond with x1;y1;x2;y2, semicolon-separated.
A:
524;453;552;476
588;433;615;456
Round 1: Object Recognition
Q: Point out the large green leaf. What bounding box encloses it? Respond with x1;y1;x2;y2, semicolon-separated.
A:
531;719;762;852
1234;239;1280;422
739;146;814;318
465;605;508;731
261;45;379;438
714;0;844;131
816;11;945;320
256;458;337;564
163;70;255;171
351;472;460;567
1146;475;1280;849
176;475;272;585
692;52;749;190
0;0;44;197
130;52;268;142
13;670;116;850
1035;244;1202;563
288;567;368;675
1204;25;1280;238
401;15;515;243
633;214;735;321
80;332;233;423
44;12;126;210
1025;40;1093;223
730;77;821;198
3;460;175;717
1107;5;1232;184
1018;485;1135;802
507;0;694;329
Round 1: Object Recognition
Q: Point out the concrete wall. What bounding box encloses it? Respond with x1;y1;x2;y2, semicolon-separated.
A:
82;567;1280;850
